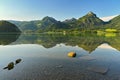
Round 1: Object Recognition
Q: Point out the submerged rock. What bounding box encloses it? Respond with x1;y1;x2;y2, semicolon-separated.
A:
79;56;96;61
87;65;109;75
56;65;63;68
15;59;22;64
68;52;76;57
3;62;14;70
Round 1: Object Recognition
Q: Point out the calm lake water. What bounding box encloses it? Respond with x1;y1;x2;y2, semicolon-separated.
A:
0;33;120;80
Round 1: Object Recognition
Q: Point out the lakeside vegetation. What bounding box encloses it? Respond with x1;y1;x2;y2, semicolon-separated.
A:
22;28;119;35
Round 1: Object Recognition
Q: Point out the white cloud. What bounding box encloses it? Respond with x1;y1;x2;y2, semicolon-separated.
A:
100;15;118;22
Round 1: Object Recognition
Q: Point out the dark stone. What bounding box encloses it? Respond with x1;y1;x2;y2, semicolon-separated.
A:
15;59;22;64
3;62;14;70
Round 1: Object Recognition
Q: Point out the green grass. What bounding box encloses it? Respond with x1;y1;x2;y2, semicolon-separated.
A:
105;29;117;33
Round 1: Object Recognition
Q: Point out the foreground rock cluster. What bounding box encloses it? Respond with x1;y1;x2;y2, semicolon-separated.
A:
3;59;22;70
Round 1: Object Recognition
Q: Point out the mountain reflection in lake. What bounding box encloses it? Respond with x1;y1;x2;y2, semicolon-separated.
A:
0;33;20;45
1;33;120;80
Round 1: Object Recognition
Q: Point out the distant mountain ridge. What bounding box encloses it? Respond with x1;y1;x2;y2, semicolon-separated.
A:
65;12;104;30
7;12;120;32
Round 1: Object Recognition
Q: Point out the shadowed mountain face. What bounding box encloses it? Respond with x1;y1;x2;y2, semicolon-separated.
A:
0;21;21;45
12;33;120;53
0;21;21;33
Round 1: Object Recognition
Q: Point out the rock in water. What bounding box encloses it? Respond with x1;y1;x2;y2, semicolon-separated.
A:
79;56;96;61
68;52;76;57
87;65;109;75
7;62;14;70
56;65;63;68
15;59;22;64
3;62;14;70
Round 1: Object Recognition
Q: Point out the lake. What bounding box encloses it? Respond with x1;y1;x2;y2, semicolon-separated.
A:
0;33;120;80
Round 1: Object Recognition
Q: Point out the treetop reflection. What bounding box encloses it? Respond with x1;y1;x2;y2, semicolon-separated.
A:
10;33;120;53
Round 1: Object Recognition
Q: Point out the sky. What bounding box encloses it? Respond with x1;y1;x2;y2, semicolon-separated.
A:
0;0;120;21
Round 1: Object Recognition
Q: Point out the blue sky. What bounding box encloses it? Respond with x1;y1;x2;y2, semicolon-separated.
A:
0;0;120;21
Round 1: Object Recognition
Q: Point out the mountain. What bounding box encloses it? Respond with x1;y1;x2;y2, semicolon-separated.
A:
62;12;105;30
106;15;120;29
36;16;70;31
8;20;38;32
9;16;70;32
76;12;104;29
64;18;77;23
63;18;77;29
0;21;21;33
8;11;120;33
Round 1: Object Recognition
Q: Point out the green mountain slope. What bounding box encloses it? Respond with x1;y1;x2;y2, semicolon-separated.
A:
63;12;105;30
36;16;70;31
106;15;120;29
77;12;104;28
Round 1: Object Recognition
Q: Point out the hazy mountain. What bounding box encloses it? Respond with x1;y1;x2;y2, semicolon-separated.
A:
9;20;38;32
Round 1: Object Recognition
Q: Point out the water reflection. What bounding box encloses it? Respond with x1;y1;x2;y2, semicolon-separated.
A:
13;33;120;53
0;33;20;45
0;33;120;80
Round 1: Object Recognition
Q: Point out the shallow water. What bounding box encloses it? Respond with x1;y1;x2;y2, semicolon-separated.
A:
0;33;120;80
